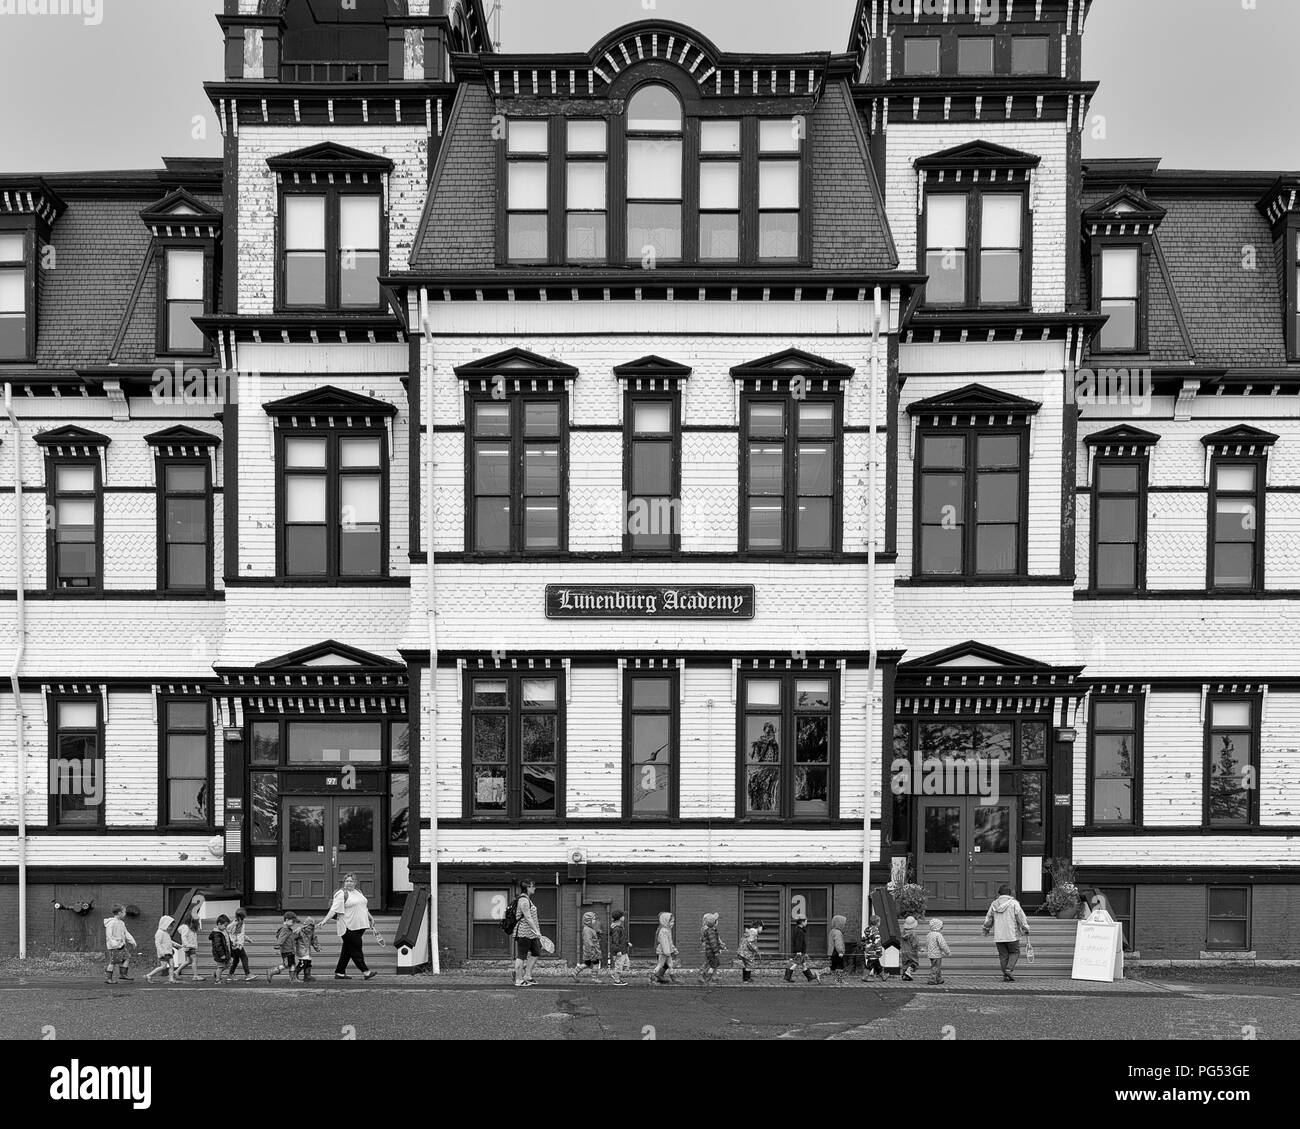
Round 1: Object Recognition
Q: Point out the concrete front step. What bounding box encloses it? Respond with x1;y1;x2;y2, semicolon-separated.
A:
229;916;404;972
892;918;1086;977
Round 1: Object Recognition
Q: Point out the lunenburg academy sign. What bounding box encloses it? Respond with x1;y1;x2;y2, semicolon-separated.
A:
545;585;755;619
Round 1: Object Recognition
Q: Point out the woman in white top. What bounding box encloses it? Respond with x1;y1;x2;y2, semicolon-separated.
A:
320;873;378;980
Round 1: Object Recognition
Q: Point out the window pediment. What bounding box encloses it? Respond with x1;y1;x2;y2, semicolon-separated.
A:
263;385;397;424
731;348;854;392
455;348;579;392
1084;424;1160;456
35;425;112;455
1201;425;1279;456
267;142;394;182
916;140;1041;180
907;383;1041;423
145;425;222;456
140;190;222;239
1083;187;1166;237
256;639;403;672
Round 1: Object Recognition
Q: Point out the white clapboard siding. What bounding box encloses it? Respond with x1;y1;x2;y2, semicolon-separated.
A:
1140;692;1203;825
235;373;409;579
0;836;219;866
895;370;1064;578
216;588;410;668
679;664;738;819
430;664;462;818
427;828;882;866
884;121;1069;312
565;665;622;817
1073;836;1300;867
237;125;429;315
1261;691;1300;824
840;666;883;821
426;561;902;653
1072;603;1300;678
0;692;48;825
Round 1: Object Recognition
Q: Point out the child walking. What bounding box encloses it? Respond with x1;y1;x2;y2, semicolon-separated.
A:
699;913;727;985
175;917;204;982
102;904;136;984
608;910;631;986
925;918;951;985
266;911;299;982
649;912;677;985
785;907;820;984
294;917;321;981
828;914;848;985
570;911;603;983
145;914;179;983
209;914;234;984
899;915;921;982
737;922;762;984
227;908;254;981
860;915;885;982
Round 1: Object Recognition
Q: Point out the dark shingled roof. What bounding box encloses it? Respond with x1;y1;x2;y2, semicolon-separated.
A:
408;79;899;276
1081;183;1292;370
29;190;222;373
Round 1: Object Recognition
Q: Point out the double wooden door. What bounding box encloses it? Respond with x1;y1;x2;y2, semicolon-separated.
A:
283;795;380;910
918;796;1016;913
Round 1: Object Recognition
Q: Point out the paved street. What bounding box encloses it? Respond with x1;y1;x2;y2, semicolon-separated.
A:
2;976;1296;1041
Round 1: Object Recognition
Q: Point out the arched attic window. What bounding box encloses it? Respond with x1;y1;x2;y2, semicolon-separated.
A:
626;84;684;262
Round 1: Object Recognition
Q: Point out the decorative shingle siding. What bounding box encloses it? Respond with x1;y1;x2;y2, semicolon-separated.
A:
216;589;410;668
885;122;1069;312
893;585;1077;667
236;126;430;314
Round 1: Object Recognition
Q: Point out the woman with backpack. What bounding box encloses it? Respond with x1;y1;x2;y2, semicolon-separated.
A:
319;873;379;981
509;879;542;987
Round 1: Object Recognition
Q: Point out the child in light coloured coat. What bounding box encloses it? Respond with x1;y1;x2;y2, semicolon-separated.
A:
570;911;602;983
145;914;179;984
649;912;678;985
102;904;136;985
737;922;762;984
925;918;951;985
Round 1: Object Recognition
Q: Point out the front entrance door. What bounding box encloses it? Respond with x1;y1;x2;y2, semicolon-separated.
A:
283;796;381;910
918;796;1016;913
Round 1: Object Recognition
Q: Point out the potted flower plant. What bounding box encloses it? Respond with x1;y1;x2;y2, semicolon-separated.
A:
891;882;929;922
1043;857;1082;920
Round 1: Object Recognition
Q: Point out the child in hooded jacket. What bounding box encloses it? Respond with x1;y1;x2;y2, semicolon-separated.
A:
175;918;204;982
737;922;762;983
827;915;848;984
925;918;951;985
860;915;885;982
899;915;921;982
571;911;603;983
294;917;322;982
145;914;179;983
209;914;234;983
266;911;299;981
699;913;726;984
649;912;677;985
608;910;630;985
785;906;820;984
227;908;254;981
102;904;136;984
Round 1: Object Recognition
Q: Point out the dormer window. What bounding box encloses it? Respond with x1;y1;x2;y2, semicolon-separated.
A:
1084;188;1165;355
626;84;684;262
141;189;221;358
163;249;208;353
0;226;30;361
269;144;391;312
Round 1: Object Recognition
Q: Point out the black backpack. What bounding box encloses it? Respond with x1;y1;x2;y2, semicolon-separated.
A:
500;896;522;935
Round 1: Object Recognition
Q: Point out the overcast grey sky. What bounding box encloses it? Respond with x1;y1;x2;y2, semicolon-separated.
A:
0;0;1294;173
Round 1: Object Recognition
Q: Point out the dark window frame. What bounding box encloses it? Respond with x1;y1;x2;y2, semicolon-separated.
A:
47;694;105;831
0;216;36;363
156;456;215;595
920;185;1032;310
157;695;215;831
735;668;839;825
622;389;682;554
1089;457;1148;594
275;181;388;313
494;70;811;269
626;884;673;953
623;80;686;266
1205;886;1251;953
1095;885;1135;950
913;422;1031;580
465;391;570;557
1086;694;1143;828
896;25;1063;77
155;240;215;358
1290;223;1300;363
468;885;514;958
45;454;104;595
1090;240;1151;355
623;666;680;821
1207;455;1265;593
698;117;742;263
739;392;844;559
462;667;567;822
1203;694;1260;830
274;426;390;582
564;117;609;264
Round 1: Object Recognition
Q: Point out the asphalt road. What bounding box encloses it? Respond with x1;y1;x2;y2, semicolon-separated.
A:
3;979;1298;1041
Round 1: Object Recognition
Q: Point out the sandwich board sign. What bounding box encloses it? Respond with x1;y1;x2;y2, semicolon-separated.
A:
1071;920;1124;982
